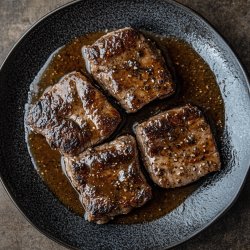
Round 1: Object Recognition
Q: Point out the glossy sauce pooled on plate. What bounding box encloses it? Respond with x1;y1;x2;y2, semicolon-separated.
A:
26;30;224;224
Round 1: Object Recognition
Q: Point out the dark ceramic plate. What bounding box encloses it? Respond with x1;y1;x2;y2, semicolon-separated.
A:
0;0;249;249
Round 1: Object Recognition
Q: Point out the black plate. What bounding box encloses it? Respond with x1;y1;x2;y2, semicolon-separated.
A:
0;0;249;249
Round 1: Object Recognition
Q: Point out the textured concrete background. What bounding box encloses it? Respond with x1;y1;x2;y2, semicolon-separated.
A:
0;0;249;249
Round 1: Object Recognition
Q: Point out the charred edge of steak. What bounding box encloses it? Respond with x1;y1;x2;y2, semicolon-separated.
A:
82;27;139;64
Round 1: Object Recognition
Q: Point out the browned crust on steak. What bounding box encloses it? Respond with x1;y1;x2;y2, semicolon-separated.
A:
83;27;175;113
135;104;221;188
27;71;121;156
63;135;152;224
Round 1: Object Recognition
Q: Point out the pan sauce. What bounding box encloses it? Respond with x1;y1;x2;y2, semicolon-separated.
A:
26;30;224;224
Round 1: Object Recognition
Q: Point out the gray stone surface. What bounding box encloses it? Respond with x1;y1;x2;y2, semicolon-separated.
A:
0;0;249;249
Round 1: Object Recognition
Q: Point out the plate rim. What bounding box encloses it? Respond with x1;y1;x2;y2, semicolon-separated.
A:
0;0;249;249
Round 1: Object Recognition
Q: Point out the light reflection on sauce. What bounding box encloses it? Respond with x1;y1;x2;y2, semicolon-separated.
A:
26;30;224;224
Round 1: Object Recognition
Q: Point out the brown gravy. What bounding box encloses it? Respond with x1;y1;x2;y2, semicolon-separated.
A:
26;30;224;224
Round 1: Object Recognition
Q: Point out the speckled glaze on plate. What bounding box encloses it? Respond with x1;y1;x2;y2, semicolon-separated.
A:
0;0;249;249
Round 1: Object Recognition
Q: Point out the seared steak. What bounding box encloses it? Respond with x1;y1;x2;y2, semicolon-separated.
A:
27;71;121;156
82;27;175;113
135;104;221;188
63;135;152;224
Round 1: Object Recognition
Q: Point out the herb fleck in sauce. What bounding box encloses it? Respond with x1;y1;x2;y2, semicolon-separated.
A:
26;31;224;224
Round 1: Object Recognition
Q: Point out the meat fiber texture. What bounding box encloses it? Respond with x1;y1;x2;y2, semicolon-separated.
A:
63;135;152;224
27;71;121;156
83;27;175;113
135;104;221;188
